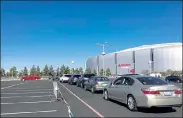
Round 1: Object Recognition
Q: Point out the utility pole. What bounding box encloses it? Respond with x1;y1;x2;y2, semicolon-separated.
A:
71;60;74;74
96;42;111;76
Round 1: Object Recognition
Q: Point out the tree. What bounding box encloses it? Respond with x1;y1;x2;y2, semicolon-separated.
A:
49;65;54;76
166;69;174;75
85;68;91;74
60;65;66;75
99;69;104;76
36;66;41;76
30;65;36;75
6;72;10;77
106;68;111;76
0;68;5;77
93;69;97;75
43;64;49;76
75;68;80;74
56;67;60;76
23;67;28;76
18;70;23;76
9;66;18;77
79;67;83;74
40;71;43;76
71;68;75;74
65;66;70;74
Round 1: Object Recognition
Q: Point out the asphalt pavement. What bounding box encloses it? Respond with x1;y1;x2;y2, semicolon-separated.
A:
1;80;182;117
1;80;68;117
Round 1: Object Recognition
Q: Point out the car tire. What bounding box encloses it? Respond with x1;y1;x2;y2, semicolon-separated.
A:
127;95;138;111
103;90;109;100
84;85;87;91
81;83;83;88
76;82;79;87
91;87;95;94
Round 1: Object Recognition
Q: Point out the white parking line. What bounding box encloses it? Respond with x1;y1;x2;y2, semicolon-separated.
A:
1;110;57;116
1;95;52;99
60;83;104;118
1;89;52;92
1;101;51;105
2;88;52;90
1;92;52;95
1;82;25;90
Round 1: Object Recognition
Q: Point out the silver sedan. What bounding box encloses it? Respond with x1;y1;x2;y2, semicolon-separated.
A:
103;75;182;111
84;76;110;93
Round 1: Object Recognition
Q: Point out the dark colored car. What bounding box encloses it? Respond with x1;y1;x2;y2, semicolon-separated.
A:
68;74;81;85
165;75;182;84
76;74;95;88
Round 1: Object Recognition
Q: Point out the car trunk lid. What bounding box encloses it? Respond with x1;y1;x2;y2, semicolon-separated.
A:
142;85;181;98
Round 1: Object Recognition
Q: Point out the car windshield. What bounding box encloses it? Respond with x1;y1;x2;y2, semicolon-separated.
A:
84;74;95;78
74;75;81;78
137;77;168;85
65;75;71;77
95;77;109;81
169;76;181;79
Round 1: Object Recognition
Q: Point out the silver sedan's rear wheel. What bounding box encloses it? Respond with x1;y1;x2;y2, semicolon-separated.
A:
84;85;87;91
127;95;137;111
103;90;109;100
76;82;79;87
91;87;95;94
80;83;83;88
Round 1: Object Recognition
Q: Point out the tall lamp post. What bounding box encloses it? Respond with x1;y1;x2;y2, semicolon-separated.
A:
148;60;152;74
71;60;74;74
96;42;111;76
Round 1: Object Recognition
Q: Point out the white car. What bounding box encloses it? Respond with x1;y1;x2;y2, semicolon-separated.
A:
60;74;72;83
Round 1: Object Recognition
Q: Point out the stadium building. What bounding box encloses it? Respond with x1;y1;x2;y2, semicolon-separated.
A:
86;42;182;75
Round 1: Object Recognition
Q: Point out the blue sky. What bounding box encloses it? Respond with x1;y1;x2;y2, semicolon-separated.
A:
1;1;182;71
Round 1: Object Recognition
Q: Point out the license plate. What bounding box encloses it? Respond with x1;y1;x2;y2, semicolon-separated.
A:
163;92;173;96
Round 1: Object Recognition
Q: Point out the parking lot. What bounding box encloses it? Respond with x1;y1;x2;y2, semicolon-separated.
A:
1;80;68;117
1;80;182;117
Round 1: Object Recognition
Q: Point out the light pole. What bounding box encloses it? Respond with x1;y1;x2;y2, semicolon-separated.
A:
71;60;74;74
148;60;152;74
96;42;111;76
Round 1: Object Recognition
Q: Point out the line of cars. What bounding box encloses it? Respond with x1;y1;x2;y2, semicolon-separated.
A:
59;73;182;111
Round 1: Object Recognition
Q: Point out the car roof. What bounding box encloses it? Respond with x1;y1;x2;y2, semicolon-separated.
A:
92;76;108;78
117;74;153;79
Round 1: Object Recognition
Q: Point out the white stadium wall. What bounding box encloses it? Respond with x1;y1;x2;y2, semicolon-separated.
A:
117;51;134;75
86;56;97;72
135;49;151;73
103;53;116;74
153;46;182;72
86;42;182;75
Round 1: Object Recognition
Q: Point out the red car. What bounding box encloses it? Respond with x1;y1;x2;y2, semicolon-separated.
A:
21;75;40;81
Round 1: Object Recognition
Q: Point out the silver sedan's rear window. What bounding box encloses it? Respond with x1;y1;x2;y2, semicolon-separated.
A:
95;77;109;81
65;75;71;77
136;77;168;85
73;75;81;78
